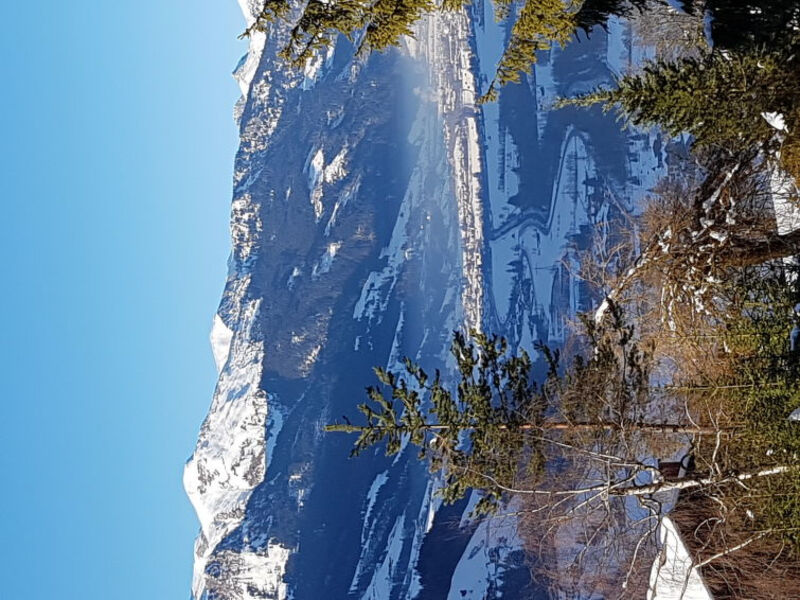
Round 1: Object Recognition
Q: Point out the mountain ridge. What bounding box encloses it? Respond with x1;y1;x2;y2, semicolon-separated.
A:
185;5;666;598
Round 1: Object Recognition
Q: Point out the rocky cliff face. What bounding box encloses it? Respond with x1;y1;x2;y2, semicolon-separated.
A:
185;4;666;598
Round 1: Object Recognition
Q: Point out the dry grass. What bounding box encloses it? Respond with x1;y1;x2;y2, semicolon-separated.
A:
670;490;800;600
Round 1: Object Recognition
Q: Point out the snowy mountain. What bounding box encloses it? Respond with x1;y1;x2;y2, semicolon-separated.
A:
184;5;666;599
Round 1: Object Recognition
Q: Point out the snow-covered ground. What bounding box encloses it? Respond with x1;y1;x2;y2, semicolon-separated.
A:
210;313;234;372
448;495;523;599
184;299;271;598
233;0;267;97
648;517;713;600
770;159;800;237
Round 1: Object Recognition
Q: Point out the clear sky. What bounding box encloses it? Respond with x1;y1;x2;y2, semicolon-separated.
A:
1;1;245;597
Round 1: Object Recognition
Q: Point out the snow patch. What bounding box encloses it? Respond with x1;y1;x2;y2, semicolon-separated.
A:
203;543;291;600
324;148;348;183
286;266;302;290
325;176;360;236
302;42;337;90
300;344;322;374
771;166;800;235
648;517;713;600
763;111;788;132
233;0;267;98
306;148;325;220
266;404;287;472
304;146;349;222
363;472;389;541
349;470;392;592
312;241;342;279
210;313;234;373
447;513;522;599
352;198;411;322
358;515;407;600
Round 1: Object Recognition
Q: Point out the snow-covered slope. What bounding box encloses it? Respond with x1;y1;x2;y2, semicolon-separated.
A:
184;4;668;598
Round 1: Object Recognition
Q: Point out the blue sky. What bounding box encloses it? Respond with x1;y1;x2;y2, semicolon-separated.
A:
1;1;245;597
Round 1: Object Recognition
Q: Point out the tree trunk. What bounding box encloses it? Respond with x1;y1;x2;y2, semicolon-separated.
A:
614;464;796;496
420;421;730;435
729;227;800;266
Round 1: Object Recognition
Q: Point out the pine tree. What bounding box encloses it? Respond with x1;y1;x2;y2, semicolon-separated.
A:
480;0;577;102
242;0;645;100
326;305;701;514
574;0;649;31
560;47;800;149
327;331;544;514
